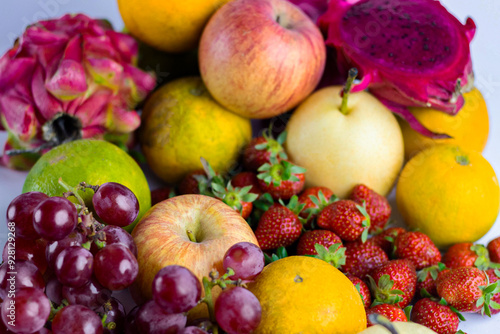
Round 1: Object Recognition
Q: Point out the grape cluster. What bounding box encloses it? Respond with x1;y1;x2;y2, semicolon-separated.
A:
0;182;140;333
126;242;264;334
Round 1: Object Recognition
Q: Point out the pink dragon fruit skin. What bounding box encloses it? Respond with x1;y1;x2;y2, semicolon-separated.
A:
318;0;476;138
0;14;156;170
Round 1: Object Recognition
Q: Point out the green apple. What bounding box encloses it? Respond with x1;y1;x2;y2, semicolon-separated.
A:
285;71;404;198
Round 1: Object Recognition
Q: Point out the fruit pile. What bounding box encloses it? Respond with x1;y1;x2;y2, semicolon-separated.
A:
0;0;499;333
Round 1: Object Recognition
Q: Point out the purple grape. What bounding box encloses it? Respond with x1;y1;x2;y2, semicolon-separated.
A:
54;245;93;287
135;300;187;334
6;192;48;240
62;276;112;311
178;327;209;334
45;230;83;269
45;275;64;305
97;225;138;257
102;297;126;334
223;242;265;280
93;182;139;227
33;196;78;241
214;287;262;334
2;237;48;274
52;305;103;334
1;287;51;333
0;260;45;299
152;265;201;314
94;244;138;290
124;306;140;334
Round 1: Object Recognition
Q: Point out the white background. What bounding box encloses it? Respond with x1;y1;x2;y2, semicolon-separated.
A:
0;0;499;331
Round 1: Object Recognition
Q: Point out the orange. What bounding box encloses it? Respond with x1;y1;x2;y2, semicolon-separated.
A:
399;88;489;159
396;145;500;249
247;256;367;333
117;0;230;53
139;77;252;184
22;139;151;233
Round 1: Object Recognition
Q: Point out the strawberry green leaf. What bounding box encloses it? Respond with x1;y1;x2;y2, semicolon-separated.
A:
438;297;448;306
449;306;466;321
254;143;268;150
277;246;288;259
313;243;346;268
420;288;433;298
276;131;287;145
403;305;412;321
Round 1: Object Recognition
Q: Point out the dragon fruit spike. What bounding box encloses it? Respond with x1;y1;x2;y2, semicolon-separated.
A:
318;0;476;138
0;13;156;170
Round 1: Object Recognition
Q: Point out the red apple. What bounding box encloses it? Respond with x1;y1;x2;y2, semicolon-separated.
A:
199;0;326;119
132;194;259;300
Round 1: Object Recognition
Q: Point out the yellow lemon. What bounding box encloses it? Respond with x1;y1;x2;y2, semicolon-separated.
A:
117;0;230;53
400;88;489;159
396;144;500;249
22;139;151;232
247;256;367;334
139;77;252;184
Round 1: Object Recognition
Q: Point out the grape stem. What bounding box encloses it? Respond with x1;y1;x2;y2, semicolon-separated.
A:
58;177;87;209
202;276;219;334
199;268;239;334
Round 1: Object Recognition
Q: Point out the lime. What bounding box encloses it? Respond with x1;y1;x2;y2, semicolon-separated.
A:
22;139;151;232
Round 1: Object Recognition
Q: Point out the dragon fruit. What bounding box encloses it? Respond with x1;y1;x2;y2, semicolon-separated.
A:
318;0;476;138
0;14;156;169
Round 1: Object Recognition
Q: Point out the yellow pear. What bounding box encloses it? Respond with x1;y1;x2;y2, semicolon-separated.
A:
285;79;404;198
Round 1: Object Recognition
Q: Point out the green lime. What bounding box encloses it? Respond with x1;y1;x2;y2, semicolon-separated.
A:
22;139;151;232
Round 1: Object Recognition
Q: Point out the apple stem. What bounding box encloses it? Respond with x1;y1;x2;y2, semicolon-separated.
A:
186;229;197;242
340;68;358;115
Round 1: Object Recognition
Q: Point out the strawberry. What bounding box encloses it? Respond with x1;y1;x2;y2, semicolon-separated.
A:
298;186;337;223
211;182;258;219
150;186;175;206
366;304;407;326
394;231;441;270
346;274;372;308
296;230;345;268
367;259;417;308
443;243;495;270
485;269;500;315
487;237;500;263
369;227;407;255
349;184;391;233
436;266;500;314
296;230;342;256
341;240;389;278
243;130;287;171
257;160;306;200
416;263;447;298
317;200;371;242
253;197;304;250
230;172;263;196
178;170;205;195
411;298;462;334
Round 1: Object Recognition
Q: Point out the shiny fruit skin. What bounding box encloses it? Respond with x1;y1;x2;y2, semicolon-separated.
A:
214;287;262;334
93;182;139;227
1;287;51;333
135;300;187;333
52;304;103;334
247;256;366;333
152;265;202;313
223;242;265;280
94;244;139;291
366;304;407;326
6;191;48;239
396;145;500;249
32;196;78;241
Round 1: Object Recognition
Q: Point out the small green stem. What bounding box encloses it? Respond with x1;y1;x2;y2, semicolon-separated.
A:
202;277;219;334
58;178;86;208
340;68;358;115
186;230;197;243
